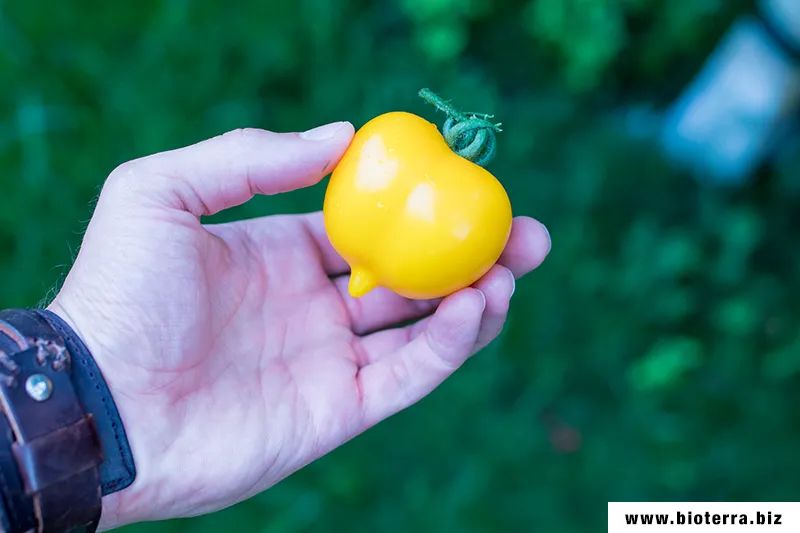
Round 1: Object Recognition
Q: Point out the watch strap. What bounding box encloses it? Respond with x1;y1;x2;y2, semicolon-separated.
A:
0;309;102;531
0;413;35;532
35;310;135;495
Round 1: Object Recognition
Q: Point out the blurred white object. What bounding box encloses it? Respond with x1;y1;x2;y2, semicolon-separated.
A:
661;8;800;185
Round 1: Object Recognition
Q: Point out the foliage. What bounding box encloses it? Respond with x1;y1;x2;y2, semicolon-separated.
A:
2;0;798;531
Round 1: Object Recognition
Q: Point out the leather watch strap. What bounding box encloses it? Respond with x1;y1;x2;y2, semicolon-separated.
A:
0;413;35;532
35;310;135;495
0;310;103;532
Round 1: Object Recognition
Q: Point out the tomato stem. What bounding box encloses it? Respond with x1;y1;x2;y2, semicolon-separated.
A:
418;88;502;167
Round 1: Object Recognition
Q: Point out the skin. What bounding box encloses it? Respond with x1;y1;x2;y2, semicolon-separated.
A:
46;122;551;529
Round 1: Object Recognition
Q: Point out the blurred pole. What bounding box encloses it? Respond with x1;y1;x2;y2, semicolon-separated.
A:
660;0;800;185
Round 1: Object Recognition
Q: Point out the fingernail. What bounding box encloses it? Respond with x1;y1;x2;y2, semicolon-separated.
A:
540;222;551;254
475;289;487;311
299;121;348;141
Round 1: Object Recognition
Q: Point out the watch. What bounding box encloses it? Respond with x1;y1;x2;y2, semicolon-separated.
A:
0;309;135;532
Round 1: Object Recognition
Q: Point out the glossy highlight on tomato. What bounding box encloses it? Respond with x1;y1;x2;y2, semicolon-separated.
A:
323;111;512;300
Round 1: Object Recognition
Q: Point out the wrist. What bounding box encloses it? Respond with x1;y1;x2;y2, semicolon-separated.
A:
0;307;132;531
45;299;144;530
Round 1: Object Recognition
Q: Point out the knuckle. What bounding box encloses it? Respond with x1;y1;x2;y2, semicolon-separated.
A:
221;127;249;141
424;329;464;371
103;158;167;200
103;160;141;193
108;160;138;181
390;360;409;386
389;360;414;401
221;127;267;149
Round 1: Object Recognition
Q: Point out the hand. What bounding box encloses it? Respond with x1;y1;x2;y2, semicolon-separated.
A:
48;123;551;528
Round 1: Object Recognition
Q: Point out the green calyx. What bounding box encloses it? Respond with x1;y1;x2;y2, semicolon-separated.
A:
418;88;502;167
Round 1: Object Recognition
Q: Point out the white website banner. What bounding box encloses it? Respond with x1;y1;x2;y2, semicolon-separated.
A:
608;502;800;532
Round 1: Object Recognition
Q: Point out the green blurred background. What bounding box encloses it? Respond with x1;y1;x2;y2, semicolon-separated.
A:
2;0;799;531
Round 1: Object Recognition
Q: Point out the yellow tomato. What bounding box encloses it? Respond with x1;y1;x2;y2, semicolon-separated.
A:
323;111;512;299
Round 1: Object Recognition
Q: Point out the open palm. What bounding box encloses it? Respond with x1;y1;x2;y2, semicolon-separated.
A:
48;123;550;529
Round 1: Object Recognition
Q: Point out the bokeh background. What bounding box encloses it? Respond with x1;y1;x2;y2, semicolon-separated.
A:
2;0;799;531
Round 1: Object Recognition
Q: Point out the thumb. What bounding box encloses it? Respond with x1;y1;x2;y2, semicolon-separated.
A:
103;122;354;216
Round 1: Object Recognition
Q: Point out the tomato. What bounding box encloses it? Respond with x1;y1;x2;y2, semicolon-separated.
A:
323;111;512;299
